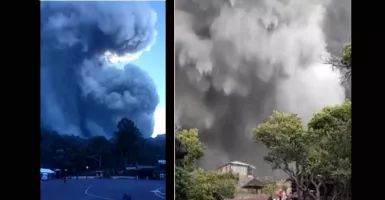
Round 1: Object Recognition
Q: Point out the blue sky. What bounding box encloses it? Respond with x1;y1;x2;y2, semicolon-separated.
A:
133;2;165;137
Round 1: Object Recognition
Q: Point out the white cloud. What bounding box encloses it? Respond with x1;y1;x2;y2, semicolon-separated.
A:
102;51;144;64
152;107;165;137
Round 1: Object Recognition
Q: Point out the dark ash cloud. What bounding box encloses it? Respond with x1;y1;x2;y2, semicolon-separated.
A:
41;1;159;138
175;0;348;177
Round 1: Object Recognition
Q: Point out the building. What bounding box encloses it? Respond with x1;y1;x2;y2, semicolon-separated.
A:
40;168;55;181
157;160;166;179
242;178;265;193
217;161;258;187
217;161;256;176
123;160;165;180
217;161;265;193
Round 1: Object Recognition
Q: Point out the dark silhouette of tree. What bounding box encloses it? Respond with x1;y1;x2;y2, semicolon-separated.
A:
86;136;111;170
40;118;165;175
114;118;143;167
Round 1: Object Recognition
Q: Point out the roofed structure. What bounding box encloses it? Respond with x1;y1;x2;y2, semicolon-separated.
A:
218;161;256;170
217;161;258;187
40;168;55;174
217;161;256;176
242;178;264;189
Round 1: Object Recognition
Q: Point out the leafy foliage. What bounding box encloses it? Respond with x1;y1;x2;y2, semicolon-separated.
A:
175;128;205;200
341;43;351;66
261;179;278;196
187;169;238;200
253;101;351;200
253;111;308;175
176;166;193;200
175;128;205;169
308;101;351;181
175;128;239;200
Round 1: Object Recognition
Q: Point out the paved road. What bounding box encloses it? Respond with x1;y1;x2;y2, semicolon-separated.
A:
40;179;165;200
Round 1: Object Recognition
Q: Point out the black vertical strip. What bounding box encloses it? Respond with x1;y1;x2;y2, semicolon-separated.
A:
165;0;175;199
351;0;385;199
2;0;41;199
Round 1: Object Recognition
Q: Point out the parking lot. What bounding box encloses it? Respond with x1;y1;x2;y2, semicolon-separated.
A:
40;179;165;200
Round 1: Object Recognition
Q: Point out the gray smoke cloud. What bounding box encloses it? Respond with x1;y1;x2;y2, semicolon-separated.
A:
175;0;350;177
41;2;159;138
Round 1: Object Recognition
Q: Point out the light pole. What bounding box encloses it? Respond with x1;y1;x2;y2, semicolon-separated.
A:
64;169;68;182
86;166;89;179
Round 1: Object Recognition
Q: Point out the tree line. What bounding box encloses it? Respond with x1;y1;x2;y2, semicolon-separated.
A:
175;100;351;200
41;118;166;175
254;101;351;200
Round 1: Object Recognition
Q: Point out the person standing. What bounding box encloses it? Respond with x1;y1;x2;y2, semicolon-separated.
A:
282;191;287;200
276;189;283;200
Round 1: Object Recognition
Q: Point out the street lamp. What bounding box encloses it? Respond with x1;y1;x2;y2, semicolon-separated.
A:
86;166;89;179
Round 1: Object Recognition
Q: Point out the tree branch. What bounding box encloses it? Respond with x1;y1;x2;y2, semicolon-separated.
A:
295;162;303;176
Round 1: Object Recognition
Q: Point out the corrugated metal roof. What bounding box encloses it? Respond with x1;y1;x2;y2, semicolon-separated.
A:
229;161;256;169
218;161;257;170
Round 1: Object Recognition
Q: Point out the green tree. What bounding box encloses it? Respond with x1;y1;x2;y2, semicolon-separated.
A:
176;165;193;200
187;169;238;200
261;179;278;196
325;42;351;84
307;101;351;200
253;101;351;200
175;128;205;169
175;128;205;200
175;128;239;200
341;43;351;66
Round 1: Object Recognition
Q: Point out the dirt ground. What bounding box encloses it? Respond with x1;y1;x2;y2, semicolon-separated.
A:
230;195;269;200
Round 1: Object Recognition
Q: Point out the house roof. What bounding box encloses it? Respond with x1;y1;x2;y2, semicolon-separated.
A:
40;168;55;174
242;178;264;189
218;161;257;170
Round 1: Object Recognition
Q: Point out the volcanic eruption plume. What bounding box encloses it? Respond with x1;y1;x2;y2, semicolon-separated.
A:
41;2;159;138
175;0;350;177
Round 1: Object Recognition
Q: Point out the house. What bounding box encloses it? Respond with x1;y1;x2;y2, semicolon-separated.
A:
217;161;259;187
217;161;256;177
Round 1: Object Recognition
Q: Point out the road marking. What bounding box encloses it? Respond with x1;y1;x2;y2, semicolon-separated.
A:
85;185;117;200
150;187;165;199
